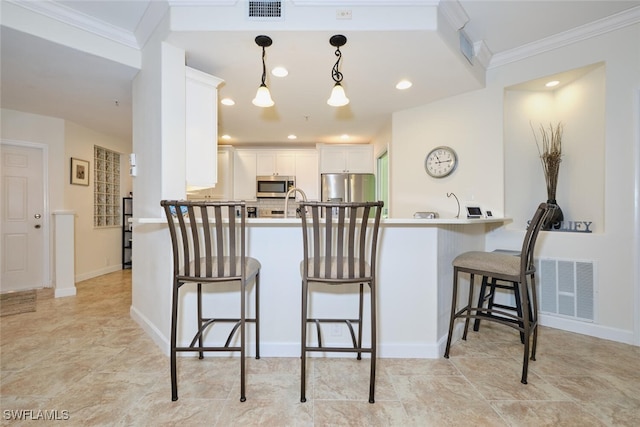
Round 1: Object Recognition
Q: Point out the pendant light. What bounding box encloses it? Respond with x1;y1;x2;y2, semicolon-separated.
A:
252;35;275;107
327;34;349;107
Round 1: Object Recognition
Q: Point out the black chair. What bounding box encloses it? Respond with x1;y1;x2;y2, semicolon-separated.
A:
444;203;553;384
298;201;383;403
161;200;260;402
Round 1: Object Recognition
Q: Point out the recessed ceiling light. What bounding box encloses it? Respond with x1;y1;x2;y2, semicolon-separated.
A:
340;134;350;140
288;134;297;140
396;79;412;90
545;80;560;88
221;98;235;106
221;134;231;140
272;67;288;77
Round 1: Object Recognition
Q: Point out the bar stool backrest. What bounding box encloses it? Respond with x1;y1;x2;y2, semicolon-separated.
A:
161;200;246;281
299;201;383;282
520;203;554;274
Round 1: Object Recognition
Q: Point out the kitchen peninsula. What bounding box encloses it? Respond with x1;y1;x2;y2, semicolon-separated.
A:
132;215;509;359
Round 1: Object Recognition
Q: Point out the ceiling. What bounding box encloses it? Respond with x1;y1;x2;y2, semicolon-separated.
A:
2;1;639;145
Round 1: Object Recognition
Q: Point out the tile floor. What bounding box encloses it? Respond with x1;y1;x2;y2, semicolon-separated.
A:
1;270;639;426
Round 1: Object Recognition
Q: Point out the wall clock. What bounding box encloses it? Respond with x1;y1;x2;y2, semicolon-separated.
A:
424;146;458;178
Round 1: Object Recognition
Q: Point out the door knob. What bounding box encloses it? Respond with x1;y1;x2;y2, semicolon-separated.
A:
35;224;41;229
34;214;41;219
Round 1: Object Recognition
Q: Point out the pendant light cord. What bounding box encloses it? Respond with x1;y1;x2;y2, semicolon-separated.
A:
260;46;267;85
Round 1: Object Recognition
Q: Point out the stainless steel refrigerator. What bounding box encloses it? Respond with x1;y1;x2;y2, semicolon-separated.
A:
321;173;376;203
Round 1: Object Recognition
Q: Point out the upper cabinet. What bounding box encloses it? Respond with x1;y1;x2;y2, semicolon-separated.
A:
209;146;234;200
185;67;223;190
294;150;319;201
256;151;296;176
233;150;258;200
318;144;374;173
233;149;319;201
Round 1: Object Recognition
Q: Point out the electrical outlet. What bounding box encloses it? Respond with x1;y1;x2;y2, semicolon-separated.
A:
336;9;352;20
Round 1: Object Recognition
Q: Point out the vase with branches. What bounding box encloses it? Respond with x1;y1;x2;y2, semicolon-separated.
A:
531;122;564;229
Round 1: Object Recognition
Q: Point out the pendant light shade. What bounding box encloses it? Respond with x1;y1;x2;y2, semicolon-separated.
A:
327;83;349;107
327;34;349;107
252;35;275;107
253;84;274;107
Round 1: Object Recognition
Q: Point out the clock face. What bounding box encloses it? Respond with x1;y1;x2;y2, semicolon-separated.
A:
425;146;457;178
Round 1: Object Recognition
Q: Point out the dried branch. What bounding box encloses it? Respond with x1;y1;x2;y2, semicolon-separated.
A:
531;122;563;201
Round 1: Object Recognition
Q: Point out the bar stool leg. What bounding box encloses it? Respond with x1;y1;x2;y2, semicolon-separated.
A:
368;280;377;404
255;273;261;360
300;279;308;403
197;283;204;359
462;273;475;341
519;275;530;384
357;283;364;360
240;280;246;402
473;276;490;332
444;268;459;358
170;280;179;401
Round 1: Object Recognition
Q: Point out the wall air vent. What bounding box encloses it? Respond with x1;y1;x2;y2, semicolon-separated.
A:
248;1;283;20
539;258;595;322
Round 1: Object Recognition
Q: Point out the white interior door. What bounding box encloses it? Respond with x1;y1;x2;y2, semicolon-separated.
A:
1;144;46;292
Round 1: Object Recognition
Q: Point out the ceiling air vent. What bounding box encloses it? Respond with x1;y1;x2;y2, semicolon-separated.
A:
248;1;283;20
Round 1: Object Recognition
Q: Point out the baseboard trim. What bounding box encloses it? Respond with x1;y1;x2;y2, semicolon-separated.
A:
76;265;122;283
54;287;77;298
130;305;170;356
539;314;634;345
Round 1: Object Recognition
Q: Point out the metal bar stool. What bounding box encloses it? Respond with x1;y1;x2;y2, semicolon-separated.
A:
444;203;553;384
298;201;383;403
161;200;261;402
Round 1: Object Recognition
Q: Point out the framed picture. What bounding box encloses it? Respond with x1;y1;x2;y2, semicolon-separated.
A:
70;158;90;186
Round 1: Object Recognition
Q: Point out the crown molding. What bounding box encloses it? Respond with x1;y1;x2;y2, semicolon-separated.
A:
473;39;492;69
7;0;140;49
289;0;439;5
489;5;640;69
438;0;468;31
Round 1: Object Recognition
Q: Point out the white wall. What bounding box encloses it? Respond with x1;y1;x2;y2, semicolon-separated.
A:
390;23;640;343
504;64;605;231
1;109;132;284
130;14;185;350
65;121;132;280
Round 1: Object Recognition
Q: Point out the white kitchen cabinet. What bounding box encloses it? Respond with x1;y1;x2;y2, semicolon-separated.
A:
209;146;234;200
233;150;258;200
318;144;374;173
256;151;296;176
185;67;224;190
294;151;319;200
233;149;318;201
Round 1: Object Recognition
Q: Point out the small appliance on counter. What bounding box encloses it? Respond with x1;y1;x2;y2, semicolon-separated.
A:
247;207;257;218
414;211;439;219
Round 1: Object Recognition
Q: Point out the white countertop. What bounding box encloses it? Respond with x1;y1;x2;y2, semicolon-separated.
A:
136;217;511;226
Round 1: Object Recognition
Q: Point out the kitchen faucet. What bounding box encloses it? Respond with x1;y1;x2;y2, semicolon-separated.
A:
284;187;308;218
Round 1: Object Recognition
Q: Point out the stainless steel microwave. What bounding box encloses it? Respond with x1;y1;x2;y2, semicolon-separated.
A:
256;176;295;198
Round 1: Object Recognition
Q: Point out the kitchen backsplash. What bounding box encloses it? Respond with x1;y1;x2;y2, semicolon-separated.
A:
252;198;300;218
186;194;301;218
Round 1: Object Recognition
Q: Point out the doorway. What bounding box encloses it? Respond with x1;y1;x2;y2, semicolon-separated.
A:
1;141;49;292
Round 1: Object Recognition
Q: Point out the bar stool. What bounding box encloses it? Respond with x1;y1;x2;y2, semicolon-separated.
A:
298;201;383;403
444;203;553;384
161;200;261;402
